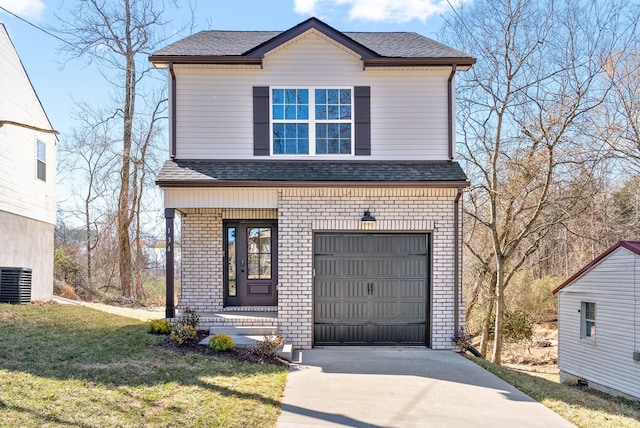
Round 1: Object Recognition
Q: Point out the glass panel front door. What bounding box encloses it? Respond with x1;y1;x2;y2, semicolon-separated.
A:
225;222;277;307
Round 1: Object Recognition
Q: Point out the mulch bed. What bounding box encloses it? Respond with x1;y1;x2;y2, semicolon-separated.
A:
154;331;290;367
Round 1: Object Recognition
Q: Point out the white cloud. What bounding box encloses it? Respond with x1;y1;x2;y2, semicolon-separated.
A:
0;0;46;21
294;0;469;23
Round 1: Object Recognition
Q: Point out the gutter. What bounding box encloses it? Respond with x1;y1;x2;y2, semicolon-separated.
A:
155;179;471;189
447;64;457;162
169;62;176;159
454;186;463;334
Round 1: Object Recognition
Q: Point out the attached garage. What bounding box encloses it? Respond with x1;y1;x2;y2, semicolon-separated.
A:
313;233;429;346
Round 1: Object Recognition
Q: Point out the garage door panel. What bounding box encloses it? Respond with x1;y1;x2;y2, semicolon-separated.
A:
314;258;340;277
402;280;426;297
343;301;369;320
314;233;429;346
343;280;368;298
399;302;426;320
315;324;369;345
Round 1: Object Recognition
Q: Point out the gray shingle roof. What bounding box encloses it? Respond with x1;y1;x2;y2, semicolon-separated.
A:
150;17;473;61
156;160;469;187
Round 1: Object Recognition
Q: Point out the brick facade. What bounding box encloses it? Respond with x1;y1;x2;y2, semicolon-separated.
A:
178;187;462;349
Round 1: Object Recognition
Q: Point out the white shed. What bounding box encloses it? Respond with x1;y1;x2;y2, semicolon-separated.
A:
553;241;640;400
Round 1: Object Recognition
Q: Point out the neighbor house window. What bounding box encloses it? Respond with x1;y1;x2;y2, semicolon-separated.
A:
36;140;46;181
581;302;596;338
271;87;353;155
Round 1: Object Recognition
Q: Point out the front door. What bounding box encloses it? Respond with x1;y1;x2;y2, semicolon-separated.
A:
225;222;278;307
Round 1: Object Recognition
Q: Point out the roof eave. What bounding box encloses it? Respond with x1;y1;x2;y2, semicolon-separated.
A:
552;240;640;294
156;180;471;189
149;55;263;67
364;57;475;69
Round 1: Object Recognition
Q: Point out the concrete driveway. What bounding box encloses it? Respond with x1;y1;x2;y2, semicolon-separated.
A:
277;347;574;428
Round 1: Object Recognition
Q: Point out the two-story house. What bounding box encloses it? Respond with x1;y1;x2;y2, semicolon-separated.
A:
150;18;474;349
0;24;57;302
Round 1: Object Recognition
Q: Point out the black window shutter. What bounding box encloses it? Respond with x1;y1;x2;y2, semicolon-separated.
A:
354;86;371;156
253;86;270;156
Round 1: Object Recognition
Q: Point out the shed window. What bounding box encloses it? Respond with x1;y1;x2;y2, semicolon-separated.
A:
36;140;46;181
581;302;596;338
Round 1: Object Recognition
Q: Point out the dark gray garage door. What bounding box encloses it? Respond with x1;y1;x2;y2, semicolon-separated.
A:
314;233;429;346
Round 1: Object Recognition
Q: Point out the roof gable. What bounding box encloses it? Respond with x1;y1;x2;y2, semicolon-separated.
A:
553;241;640;294
245;17;377;60
149;17;475;68
0;24;56;137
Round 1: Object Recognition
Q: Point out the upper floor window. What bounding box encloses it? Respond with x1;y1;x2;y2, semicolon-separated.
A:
271;87;353;155
581;301;595;338
36;140;46;181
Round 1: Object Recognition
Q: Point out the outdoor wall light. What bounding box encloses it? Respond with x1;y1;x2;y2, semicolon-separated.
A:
361;209;376;222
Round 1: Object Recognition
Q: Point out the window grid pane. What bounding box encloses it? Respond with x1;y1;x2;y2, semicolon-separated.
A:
36;141;46;181
247;227;271;280
227;227;237;297
271;87;352;155
582;302;596;338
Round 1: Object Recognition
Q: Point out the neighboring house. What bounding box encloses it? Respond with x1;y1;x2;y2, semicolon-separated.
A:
553;241;640;400
149;18;475;349
0;24;57;302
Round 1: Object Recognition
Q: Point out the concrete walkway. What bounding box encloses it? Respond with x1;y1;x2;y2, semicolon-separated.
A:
277;347;575;428
53;296;164;321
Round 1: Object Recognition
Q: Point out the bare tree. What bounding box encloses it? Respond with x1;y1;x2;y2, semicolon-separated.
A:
55;0;190;297
58;104;119;291
446;0;633;363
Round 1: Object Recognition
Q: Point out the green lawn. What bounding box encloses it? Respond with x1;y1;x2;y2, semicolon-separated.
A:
471;357;640;428
0;304;288;428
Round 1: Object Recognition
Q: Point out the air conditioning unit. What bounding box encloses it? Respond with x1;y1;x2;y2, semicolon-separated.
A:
0;267;32;304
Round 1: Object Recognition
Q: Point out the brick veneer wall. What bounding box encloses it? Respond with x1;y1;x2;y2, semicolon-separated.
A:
179;208;277;312
178;189;462;350
277;187;461;349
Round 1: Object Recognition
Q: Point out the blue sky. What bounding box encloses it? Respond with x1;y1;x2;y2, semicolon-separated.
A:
0;0;463;137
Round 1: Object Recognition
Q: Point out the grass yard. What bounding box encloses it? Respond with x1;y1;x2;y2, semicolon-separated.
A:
0;303;288;428
471;357;640;428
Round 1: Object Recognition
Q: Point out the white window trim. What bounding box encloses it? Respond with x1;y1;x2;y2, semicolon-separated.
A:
269;86;355;156
580;301;596;340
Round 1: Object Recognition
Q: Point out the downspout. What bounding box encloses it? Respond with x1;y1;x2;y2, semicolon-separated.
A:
447;64;457;162
454;186;463;334
169;61;177;159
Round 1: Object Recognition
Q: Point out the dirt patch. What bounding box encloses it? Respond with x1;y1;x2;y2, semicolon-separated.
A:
154;331;290;367
502;322;558;369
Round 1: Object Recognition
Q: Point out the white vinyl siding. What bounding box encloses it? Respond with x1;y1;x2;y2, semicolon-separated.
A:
173;32;450;160
164;188;279;209
557;247;640;399
0;25;56;225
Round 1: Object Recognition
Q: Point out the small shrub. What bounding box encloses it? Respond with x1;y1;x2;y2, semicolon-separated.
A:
177;307;200;329
209;334;236;352
147;319;172;335
504;310;534;343
252;331;284;358
169;324;197;345
451;327;473;351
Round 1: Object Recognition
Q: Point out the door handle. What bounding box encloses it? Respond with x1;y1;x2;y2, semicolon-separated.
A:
240;259;245;273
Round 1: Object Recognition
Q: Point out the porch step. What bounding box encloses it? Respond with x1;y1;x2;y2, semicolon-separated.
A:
197;310;278;329
209;325;276;336
199;333;293;361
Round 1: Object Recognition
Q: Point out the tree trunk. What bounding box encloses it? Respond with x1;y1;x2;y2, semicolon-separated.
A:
492;257;506;364
479;296;494;357
117;0;135;298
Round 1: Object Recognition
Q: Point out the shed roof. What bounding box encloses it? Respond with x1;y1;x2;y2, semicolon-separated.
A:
552;241;640;294
155;159;469;188
149;17;475;68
